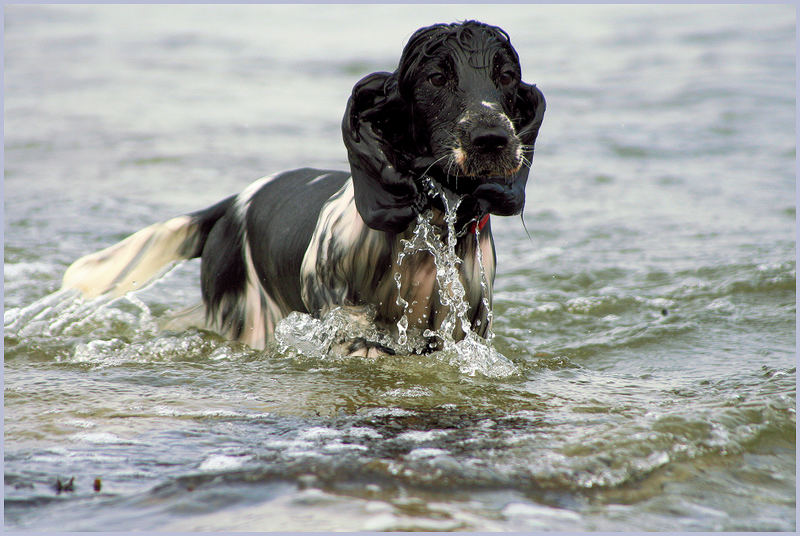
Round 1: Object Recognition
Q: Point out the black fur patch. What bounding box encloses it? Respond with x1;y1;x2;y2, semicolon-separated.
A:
200;209;248;338
246;169;351;313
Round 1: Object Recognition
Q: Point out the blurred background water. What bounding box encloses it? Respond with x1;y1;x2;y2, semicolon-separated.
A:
3;4;796;531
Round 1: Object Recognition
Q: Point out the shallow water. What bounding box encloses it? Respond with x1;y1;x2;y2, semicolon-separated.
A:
4;4;796;531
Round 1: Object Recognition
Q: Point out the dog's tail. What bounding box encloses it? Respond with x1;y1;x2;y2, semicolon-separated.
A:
62;196;235;299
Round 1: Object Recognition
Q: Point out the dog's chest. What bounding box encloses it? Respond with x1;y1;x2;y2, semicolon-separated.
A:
379;231;495;340
300;180;495;340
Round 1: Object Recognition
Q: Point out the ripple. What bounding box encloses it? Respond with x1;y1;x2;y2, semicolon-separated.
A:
383;386;433;398
395;429;450;443
71;431;138;445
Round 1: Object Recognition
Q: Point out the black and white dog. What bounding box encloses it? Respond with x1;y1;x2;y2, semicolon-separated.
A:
62;21;545;354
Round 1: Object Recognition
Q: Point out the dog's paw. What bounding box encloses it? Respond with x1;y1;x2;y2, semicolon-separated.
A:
346;337;396;358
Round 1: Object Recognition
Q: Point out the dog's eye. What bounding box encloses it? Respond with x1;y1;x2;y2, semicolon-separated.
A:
498;71;516;86
428;73;447;87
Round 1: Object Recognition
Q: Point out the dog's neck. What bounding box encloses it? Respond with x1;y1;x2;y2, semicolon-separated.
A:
420;177;489;237
414;206;490;243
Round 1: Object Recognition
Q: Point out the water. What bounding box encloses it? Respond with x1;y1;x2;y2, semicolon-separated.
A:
4;4;796;531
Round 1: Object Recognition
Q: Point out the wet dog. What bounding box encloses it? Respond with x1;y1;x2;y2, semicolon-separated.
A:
62;20;545;354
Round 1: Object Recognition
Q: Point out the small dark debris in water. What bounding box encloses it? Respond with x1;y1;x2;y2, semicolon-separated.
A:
661;308;669;316
93;478;102;492
55;476;75;494
186;485;195;492
297;474;319;490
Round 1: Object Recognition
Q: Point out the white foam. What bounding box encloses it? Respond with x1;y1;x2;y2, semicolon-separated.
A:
347;427;384;439
298;426;342;441
321;441;368;453
405;447;449;460
72;431;134;445
396;429;448;442
383;386;433;398
198;454;249;472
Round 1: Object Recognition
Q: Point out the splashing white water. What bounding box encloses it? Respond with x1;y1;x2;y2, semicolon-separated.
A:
410;180;514;377
396;183;471;349
4;289;158;340
474;225;495;344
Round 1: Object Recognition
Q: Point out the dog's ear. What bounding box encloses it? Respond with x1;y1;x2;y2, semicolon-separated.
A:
515;82;546;149
342;71;427;233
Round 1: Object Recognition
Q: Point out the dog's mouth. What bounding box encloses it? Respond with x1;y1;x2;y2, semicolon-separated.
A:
456;153;522;180
432;141;522;194
418;134;527;229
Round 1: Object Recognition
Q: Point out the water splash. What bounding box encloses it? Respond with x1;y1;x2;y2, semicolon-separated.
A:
474;226;495;344
4;289;157;340
400;179;516;376
395;183;470;346
393;271;410;347
274;306;399;360
4;260;197;341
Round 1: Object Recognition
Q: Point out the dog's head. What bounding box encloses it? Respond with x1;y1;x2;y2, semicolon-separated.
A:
343;20;545;233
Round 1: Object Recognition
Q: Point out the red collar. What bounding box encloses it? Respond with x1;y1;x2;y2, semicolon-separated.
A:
469;214;490;234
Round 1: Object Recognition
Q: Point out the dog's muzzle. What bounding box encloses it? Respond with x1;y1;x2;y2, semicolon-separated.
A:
453;104;522;179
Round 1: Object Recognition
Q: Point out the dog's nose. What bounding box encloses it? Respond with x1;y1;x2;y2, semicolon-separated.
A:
470;127;510;152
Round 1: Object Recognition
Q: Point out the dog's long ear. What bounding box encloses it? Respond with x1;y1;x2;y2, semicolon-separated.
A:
342;71;427;233
458;83;546;223
515;82;546;149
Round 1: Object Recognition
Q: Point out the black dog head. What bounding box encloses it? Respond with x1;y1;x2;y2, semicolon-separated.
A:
343;20;546;233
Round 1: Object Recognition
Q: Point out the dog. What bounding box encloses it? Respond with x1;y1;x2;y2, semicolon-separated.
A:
61;20;546;355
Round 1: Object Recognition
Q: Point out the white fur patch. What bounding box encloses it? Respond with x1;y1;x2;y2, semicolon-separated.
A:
300;179;364;311
62;215;195;298
239;238;283;349
234;173;278;221
307;172;332;186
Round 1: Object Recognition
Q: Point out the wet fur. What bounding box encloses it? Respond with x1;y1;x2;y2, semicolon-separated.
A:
61;21;545;352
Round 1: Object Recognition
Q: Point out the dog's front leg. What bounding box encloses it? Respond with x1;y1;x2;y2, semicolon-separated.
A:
321;305;397;358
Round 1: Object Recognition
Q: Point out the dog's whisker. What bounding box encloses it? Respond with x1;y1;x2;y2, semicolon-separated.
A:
516;126;534;138
445;154;456;179
420;154;451;180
